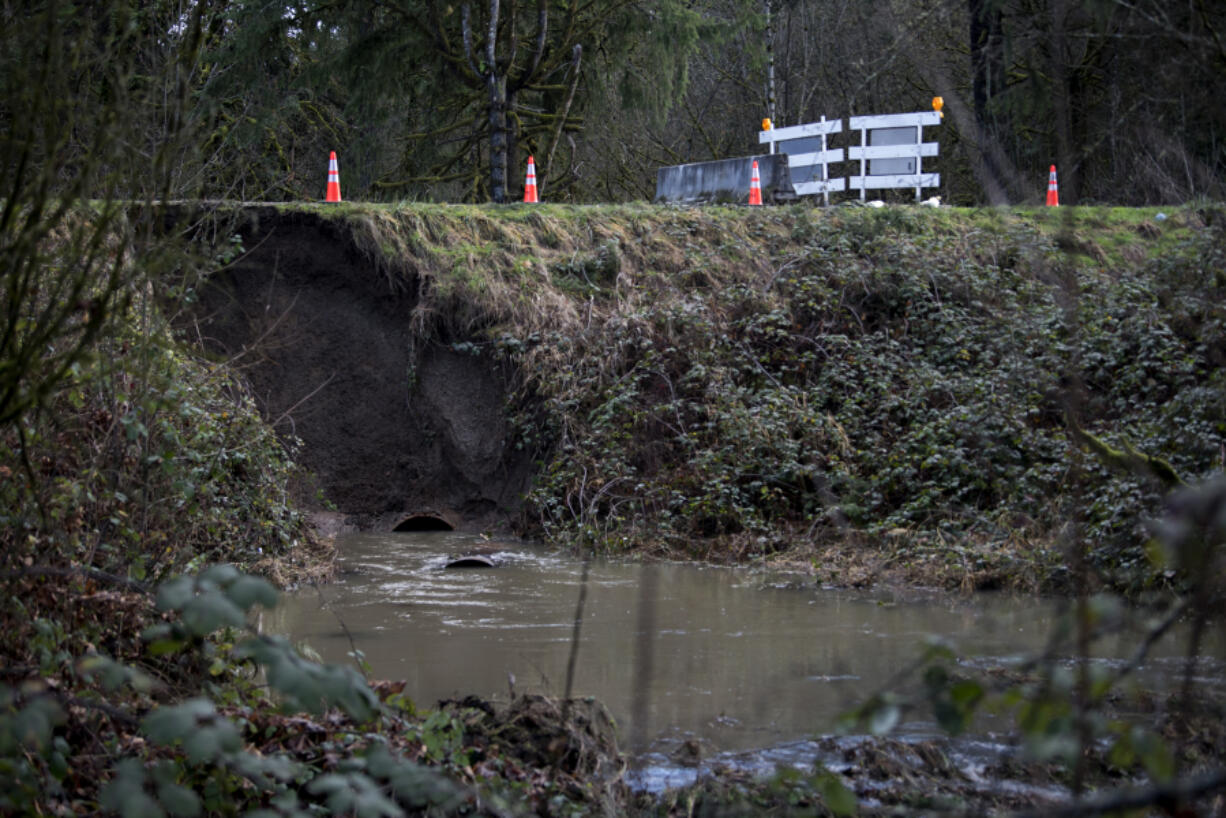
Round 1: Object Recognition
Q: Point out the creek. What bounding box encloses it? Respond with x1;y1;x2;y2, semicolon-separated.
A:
268;531;1226;791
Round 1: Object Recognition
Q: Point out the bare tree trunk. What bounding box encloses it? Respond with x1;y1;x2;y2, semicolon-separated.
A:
541;44;582;198
486;0;507;202
463;0;510;202
507;87;519;200
765;0;776;124
1049;0;1077;204
970;0;1009;203
489;73;508;202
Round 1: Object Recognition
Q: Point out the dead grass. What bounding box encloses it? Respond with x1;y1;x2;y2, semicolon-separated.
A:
298;203;826;389
250;528;336;589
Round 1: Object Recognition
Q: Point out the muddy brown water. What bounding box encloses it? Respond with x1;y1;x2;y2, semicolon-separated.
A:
268;531;1225;790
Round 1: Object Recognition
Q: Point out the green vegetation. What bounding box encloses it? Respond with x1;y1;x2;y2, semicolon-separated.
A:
0;280;319;586
297;200;1224;594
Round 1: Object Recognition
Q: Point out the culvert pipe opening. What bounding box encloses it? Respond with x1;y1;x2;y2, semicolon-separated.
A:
392;514;454;532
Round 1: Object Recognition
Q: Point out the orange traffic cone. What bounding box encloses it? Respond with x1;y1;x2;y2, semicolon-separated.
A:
1046;164;1059;207
325;151;341;202
749;160;763;206
523;156;539;203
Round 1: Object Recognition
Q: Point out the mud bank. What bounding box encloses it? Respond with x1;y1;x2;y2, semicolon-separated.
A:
184;207;533;533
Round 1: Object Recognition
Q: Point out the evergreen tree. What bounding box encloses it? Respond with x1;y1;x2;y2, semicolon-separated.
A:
311;0;709;202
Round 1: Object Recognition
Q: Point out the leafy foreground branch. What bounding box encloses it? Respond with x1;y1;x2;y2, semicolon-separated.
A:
828;476;1226;818
0;563;635;817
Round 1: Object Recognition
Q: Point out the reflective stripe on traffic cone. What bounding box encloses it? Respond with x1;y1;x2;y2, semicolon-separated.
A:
1046;164;1059;207
523;156;539;203
749;160;763;206
326;151;342;202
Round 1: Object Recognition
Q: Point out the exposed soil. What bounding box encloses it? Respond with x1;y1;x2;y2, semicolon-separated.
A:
182;208;533;533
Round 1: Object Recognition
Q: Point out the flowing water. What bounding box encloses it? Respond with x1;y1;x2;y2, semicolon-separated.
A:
267;531;1225;790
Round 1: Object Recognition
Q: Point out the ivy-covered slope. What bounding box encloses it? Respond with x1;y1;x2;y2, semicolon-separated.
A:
250;202;1226;591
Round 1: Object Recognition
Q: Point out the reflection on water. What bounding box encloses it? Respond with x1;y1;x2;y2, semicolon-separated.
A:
268;531;1225;760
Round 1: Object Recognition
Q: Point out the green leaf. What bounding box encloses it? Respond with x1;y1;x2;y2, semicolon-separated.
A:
923;663;949;691
142;699;238;765
100;759;165;818
147;639;186;657
156;577;196;612
364;743;461;807
1108;733;1136;769
185;731;223;765
236;636;378;720
307;771;404;818
950;680;984;707
817;771;858;817
933;698;966;735
143;705;198;746
921;636;957;662
226;576;278;611
141;624;174;642
48;737;71;780
10;696;64;750
1028;734;1078;764
1134;729;1175;783
78;655;153;693
156;781;201;817
1089;665;1115;700
307;772;350;796
231;752;300;788
181;592;246;635
200;564;241;587
269;790;312;816
123;794;166;818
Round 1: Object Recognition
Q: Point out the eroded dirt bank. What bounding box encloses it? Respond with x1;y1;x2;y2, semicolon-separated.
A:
183;207;533;533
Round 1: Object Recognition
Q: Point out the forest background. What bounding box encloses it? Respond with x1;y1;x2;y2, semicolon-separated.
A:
4;0;1222;207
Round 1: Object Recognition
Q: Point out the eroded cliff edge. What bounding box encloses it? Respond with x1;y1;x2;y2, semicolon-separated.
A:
183;208;532;532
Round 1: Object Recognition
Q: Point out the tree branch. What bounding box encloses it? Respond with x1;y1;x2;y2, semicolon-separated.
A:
524;0;549;84
485;0;500;70
0;566;150;594
1066;414;1184;489
64;693;141;728
541;44;581;197
460;4;481;77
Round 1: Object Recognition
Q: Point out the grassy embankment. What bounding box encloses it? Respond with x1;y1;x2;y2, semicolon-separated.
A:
320;200;1225;594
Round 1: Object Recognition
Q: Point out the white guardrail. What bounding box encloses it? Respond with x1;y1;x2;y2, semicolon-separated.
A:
759;110;940;203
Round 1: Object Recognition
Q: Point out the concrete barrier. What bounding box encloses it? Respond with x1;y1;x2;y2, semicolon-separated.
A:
654;154;793;204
